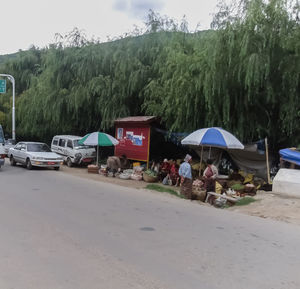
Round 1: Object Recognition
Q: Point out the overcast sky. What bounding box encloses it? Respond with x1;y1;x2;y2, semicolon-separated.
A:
1;0;224;55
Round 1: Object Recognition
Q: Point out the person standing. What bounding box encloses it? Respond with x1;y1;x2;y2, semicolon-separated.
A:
179;154;193;199
170;161;180;186
203;159;218;192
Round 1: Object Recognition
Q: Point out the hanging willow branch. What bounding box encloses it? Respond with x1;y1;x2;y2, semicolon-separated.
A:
0;1;298;148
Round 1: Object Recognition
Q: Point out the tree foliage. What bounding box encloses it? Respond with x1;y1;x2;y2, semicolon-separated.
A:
0;0;298;147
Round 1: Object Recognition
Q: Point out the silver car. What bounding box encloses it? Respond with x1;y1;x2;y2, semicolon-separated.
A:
8;142;63;170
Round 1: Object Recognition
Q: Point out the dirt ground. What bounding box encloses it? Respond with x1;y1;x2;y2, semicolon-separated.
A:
60;165;300;227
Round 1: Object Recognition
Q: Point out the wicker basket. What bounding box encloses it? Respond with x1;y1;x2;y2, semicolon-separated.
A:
142;172;158;183
192;187;207;202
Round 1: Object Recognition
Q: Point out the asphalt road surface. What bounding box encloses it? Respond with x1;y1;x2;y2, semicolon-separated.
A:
1;164;300;289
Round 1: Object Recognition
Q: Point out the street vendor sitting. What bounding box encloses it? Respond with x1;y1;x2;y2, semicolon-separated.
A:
160;158;171;181
106;154;130;177
229;168;245;182
151;159;160;173
120;154;130;170
203;159;218;192
169;160;180;186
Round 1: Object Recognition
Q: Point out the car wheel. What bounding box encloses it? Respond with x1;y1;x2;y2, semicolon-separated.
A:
54;166;60;171
67;158;73;167
10;156;16;166
26;158;32;170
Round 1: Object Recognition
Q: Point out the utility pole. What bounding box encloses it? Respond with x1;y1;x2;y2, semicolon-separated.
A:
0;74;15;140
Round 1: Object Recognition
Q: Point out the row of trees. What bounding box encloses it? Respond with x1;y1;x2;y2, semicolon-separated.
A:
0;0;299;147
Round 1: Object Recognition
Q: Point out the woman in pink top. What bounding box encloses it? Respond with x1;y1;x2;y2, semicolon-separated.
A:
203;159;218;192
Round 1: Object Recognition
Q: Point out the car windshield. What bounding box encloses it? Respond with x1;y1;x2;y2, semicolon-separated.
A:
73;140;92;149
27;143;51;152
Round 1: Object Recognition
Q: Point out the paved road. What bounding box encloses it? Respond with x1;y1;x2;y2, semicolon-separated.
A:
0;163;300;289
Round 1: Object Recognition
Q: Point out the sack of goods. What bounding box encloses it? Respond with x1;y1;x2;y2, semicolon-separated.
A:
119;169;133;180
99;165;107;175
119;173;130;180
130;174;143;181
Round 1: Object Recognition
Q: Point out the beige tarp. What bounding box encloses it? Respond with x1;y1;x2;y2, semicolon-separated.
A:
191;144;271;180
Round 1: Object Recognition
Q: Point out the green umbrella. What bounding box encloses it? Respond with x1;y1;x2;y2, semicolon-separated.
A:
79;132;119;165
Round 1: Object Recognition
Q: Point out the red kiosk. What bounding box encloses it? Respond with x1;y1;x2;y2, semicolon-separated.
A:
114;116;158;168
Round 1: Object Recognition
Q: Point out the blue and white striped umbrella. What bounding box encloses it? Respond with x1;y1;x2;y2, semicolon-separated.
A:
181;127;244;149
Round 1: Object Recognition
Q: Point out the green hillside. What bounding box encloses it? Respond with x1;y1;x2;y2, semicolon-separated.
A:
0;52;18;64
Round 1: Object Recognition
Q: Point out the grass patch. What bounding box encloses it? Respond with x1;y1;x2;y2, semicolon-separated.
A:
146;184;185;198
235;197;257;206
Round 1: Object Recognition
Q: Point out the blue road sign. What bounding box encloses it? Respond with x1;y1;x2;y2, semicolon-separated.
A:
0;79;6;93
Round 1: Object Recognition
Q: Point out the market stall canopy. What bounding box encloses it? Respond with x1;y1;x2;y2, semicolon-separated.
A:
181;127;244;149
279;148;300;166
79;132;119;146
79;132;119;165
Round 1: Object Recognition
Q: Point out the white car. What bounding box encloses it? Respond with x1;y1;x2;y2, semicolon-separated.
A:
8;142;63;170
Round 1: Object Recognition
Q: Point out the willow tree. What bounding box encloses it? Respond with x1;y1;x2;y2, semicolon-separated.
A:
11;28;171;140
0;47;43;134
208;0;300;144
143;0;299;147
142;31;209;130
0;3;298;148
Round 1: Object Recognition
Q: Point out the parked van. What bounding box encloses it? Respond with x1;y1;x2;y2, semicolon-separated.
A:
0;125;6;167
51;135;96;167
